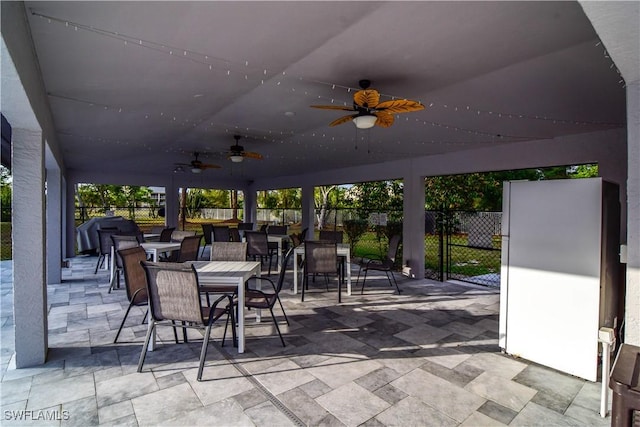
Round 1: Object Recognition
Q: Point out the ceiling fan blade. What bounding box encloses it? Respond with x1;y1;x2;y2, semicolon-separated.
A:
353;89;380;109
200;163;221;169
374;112;395;128
329;114;357;127
310;105;355;111
242;151;263;160
375;99;425;114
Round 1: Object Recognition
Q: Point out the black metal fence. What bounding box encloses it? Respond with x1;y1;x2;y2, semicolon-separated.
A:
73;206;501;287
425;210;502;287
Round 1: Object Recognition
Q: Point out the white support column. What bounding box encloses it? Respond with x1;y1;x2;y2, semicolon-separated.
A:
46;165;62;284
165;179;179;229
65;178;76;257
301;185;314;240
61;175;68;259
12;128;47;367
243;185;256;226
625;81;640;345
402;171;426;279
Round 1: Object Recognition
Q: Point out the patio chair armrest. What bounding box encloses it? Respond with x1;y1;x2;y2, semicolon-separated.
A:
246;276;277;292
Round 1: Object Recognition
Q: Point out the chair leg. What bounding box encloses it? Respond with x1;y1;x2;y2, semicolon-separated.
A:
181;321;188;343
301;274;307;302
355;265;363;286
221;305;237;348
94;254;104;274
388;271;401;294
197;324;213;381
108;268;120;294
142;309;148;324
222;315;230;347
360;269;369;294
137;321;155;373
230;305;237;347
114;302;135;343
275;296;289;325
269;307;286;347
171;320;179;343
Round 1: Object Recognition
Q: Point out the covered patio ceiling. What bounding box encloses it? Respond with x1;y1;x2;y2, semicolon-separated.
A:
19;1;627;182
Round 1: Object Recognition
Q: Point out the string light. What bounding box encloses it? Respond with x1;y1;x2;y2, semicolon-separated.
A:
35;8;625;155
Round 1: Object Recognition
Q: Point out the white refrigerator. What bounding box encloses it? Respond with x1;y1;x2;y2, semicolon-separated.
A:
498;178;622;381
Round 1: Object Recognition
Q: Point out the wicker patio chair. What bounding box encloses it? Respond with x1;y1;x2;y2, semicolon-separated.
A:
223;247;293;347
138;261;235;381
114;246;150;343
212;226;231;242
158;227;175;242
356;234;402;295
245;231;276;275
302;240;341;302
164;235;201;262
109;234;140;292
170;230;196;242
210;242;247;262
94;228;118;274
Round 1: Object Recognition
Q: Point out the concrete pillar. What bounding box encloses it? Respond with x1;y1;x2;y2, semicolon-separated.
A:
61;175;68;259
12;128;47;367
65;178;76;257
625;81;640;345
46;165;62;284
301;185;314;240
165;179;179;229
243;185;256;226
402;171;426;279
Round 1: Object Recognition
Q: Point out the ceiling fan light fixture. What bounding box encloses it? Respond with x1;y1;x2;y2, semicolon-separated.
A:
353;114;377;129
230;154;244;163
191;167;202;174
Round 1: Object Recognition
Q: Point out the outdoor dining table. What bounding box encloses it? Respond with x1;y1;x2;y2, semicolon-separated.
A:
292;242;352;296
144;260;261;354
242;234;290;273
140;241;182;262
268;234;290;273
109;241;182;286
188;260;261;354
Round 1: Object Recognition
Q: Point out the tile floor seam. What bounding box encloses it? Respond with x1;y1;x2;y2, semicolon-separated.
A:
218;346;306;427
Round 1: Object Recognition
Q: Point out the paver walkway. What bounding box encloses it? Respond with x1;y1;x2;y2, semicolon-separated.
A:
0;256;610;426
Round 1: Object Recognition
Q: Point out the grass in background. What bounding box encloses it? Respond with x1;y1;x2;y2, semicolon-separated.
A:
1;222;11;260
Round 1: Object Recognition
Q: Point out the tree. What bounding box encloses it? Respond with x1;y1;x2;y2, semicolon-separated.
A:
315;185;336;229
230;190;240;221
568;164;598;178
0;166;11;222
424;164;598;212
121;186;153;219
347;180;403;222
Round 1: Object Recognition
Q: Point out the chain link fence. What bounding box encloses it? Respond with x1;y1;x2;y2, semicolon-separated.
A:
425;210;502;287
73;206;501;287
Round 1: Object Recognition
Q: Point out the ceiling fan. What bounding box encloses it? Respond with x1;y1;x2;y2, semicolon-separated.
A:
174;152;221;174
311;79;425;129
226;135;263;163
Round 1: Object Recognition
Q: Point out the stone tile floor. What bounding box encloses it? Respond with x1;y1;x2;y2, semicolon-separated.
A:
0;256;611;426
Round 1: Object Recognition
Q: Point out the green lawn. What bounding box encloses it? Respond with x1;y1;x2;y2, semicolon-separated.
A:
1;222;11;260
2;220;501;279
424;233;501;277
